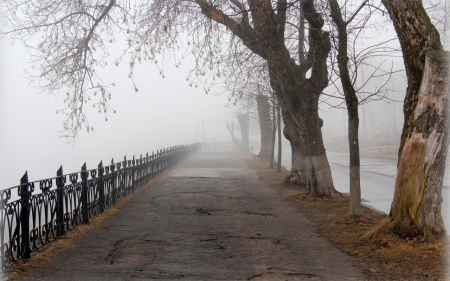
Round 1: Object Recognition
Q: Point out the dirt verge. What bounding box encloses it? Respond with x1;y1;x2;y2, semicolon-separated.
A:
245;156;449;281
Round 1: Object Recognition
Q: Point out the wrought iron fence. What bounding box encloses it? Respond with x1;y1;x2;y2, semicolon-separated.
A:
0;143;201;271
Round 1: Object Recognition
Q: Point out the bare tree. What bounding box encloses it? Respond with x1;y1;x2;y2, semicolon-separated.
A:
325;0;399;215
219;48;275;158
328;0;366;216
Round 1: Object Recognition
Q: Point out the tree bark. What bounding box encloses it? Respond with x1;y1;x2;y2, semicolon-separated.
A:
382;0;447;237
381;0;443;159
257;95;273;158
299;3;305;65
390;51;450;237
273;76;337;196
277;101;282;173
237;114;249;152
269;95;277;168
328;0;362;215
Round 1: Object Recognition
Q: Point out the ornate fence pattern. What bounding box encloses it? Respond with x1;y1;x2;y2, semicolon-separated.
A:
0;143;201;271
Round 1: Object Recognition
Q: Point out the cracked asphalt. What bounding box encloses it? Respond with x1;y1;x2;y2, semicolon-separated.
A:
20;150;367;280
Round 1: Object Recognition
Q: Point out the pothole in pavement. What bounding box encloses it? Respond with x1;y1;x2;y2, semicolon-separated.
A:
104;239;169;266
190;207;275;217
247;272;322;280
195;232;282;246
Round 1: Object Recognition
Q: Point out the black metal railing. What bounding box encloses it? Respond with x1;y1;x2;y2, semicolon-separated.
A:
0;143;201;271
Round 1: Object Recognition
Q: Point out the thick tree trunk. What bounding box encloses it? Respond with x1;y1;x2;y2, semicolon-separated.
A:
329;0;362;215
281;101;337;197
382;1;446;237
199;0;337;196
272;69;337;196
266;0;337;197
390;51;449;237
237;114;249;152
257;95;273;158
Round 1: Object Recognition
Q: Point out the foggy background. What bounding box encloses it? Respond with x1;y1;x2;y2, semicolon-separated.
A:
0;36;232;188
0;25;407;189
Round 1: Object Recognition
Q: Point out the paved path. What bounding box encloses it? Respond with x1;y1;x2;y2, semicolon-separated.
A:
16;150;366;280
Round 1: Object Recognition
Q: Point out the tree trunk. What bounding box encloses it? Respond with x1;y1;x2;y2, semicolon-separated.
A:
347;107;361;215
257;95;273;158
237;114;249;152
329;0;362;215
382;0;446;237
227;122;241;149
262;0;337;197
281;103;336;197
269;95;277;168
277;101;282;172
271;72;337;196
390;51;450;237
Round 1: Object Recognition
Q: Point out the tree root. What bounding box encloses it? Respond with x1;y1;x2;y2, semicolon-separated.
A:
363;216;445;242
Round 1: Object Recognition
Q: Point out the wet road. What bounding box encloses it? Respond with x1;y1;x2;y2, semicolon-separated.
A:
280;149;450;230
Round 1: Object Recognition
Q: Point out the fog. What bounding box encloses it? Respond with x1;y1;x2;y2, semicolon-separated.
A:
0;6;436;194
0;37;231;189
1;29;406;191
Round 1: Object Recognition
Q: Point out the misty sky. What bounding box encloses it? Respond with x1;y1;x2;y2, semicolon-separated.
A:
0;36;232;188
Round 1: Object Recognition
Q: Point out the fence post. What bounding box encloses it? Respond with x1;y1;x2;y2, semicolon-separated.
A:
162;149;165;171
56;166;65;236
145;152;149;180
162;149;166;171
151;151;155;179
138;154;142;187
128;155;134;189
19;171;31;259
122;156;127;196
98;161;104;213
111;159;117;205
117;158;122;200
156;150;160;175
80;163;89;223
